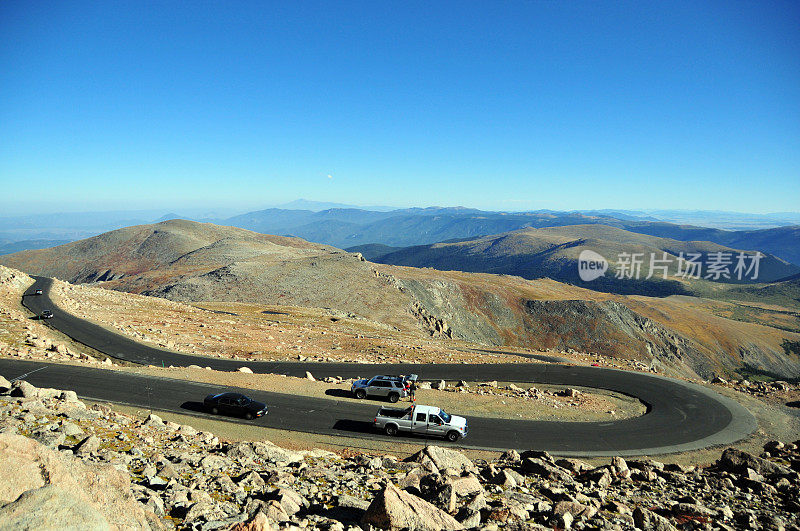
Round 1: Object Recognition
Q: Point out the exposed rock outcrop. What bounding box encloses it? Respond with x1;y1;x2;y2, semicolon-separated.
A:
361;483;463;531
0;432;162;529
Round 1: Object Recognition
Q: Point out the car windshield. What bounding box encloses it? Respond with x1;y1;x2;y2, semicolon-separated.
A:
439;410;451;423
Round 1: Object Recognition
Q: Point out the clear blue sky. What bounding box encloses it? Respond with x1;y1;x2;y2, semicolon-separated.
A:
1;1;798;215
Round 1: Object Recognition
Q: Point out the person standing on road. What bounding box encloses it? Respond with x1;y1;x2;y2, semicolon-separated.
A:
409;380;417;402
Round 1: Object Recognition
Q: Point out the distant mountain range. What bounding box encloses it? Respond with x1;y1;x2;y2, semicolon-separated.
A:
214;207;800;267
352;225;800;297
2;204;799;268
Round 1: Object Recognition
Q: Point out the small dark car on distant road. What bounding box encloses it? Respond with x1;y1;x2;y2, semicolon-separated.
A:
203;392;267;419
40;310;53;319
34;289;43;295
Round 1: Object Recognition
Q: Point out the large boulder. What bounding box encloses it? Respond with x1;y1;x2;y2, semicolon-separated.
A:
362;483;464;530
226;441;258;463
236;471;266;491
252;441;305;464
521;457;573;482
0;432;162;529
450;475;483;497
0;484;111;529
272;487;305;516
419;474;457;513
0;374;10;394
633;506;678;531
199;454;233;471
9;380;38;399
408;446;477;475
716;447;793;477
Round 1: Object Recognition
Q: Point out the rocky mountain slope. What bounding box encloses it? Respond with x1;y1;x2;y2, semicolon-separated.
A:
1;377;799;530
390;269;800;379
3;223;799;380
0;220;419;332
366;225;799;296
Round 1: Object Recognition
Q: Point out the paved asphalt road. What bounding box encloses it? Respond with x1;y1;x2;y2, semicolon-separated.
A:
8;276;756;456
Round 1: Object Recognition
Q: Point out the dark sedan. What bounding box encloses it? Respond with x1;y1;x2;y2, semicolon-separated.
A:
203;392;267;419
40;310;54;319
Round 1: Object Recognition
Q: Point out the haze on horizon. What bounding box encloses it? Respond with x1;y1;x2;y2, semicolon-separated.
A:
1;2;799;216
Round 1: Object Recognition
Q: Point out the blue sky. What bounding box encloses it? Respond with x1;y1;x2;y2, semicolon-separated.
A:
1;1;798;215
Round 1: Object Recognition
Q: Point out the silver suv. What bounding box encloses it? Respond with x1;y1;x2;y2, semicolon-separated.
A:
351;374;417;403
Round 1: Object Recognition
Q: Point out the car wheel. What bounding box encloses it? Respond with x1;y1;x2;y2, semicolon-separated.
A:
385;424;398;436
210;407;219;415
388;393;399;403
446;431;460;442
355;389;366;399
245;412;254;420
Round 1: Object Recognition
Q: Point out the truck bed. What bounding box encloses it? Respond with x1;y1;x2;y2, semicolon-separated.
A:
377;407;412;419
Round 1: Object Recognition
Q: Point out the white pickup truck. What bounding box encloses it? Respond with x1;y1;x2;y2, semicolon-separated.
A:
372;404;468;442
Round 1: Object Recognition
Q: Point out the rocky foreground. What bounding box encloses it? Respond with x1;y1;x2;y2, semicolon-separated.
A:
0;377;799;530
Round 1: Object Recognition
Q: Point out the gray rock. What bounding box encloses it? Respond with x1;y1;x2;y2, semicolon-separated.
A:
520;450;554;463
362;483;464;530
455;507;481;527
74;435;100;456
671;502;714;517
450;474;483;497
59;390;79;403
0;484;111;530
521;458;573;482
145;493;165;517
58;422;84;437
489;468;522;488
717;447;793;477
9;380;38;398
633;506;678;531
156;462;180;479
33;429;65;448
226;511;277;531
555;458;591;474
200;454;232;470
0;432;161;529
419;474;456;513
338;494;370;511
226;441;257;463
553;500;597;519
499;449;520;463
236;470;266;490
143;413;164;427
464;491;487;512
409;446;477;475
63;408;102;421
252;441;304;464
262;487;305;516
148;476;168;490
580;466;613;487
184;501;227;524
